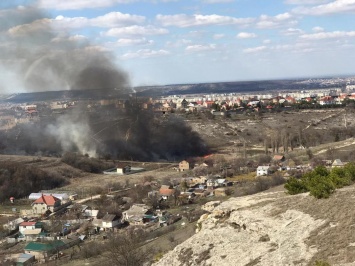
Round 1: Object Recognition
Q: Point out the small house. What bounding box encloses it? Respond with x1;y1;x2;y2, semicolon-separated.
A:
179;160;190;171
256;166;271;176
19;222;45;241
159;185;175;200
101;214;121;230
116;163;131;174
273;155;285;164
32;194;61;215
332;159;345;168
122;204;151;225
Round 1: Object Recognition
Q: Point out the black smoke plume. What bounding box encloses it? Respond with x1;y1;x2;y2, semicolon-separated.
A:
0;4;209;161
0;6;129;92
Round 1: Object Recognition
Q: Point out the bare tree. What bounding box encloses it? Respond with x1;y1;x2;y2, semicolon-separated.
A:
102;230;152;266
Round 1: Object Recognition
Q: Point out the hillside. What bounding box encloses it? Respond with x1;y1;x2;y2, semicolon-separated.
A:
154;186;355;266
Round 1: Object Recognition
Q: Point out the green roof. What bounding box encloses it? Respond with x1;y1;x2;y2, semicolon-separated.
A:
24;241;65;252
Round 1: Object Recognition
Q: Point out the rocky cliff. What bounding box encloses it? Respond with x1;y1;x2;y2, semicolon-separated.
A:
155;186;355;266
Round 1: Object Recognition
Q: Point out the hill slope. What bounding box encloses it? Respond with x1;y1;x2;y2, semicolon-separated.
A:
155;186;355;266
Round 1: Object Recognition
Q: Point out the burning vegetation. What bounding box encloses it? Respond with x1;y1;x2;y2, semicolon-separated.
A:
0;5;209;161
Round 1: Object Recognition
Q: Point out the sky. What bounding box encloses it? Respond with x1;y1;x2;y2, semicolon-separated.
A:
1;0;355;89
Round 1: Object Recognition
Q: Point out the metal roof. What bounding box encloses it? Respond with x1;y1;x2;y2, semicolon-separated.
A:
24;240;65;252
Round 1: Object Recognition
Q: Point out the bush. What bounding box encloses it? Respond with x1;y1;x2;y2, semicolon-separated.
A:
0;162;68;201
314;260;331;266
307;174;335;199
61;152;113;173
284;177;308;195
285;163;355;199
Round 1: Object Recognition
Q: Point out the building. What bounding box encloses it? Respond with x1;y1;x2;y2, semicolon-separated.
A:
102;214;121;230
256;166;271;176
116;163;131;175
159;185;175;200
332;159;345;168
32;194;61;215
122;204;151;225
29;193;70;203
179;160;190;171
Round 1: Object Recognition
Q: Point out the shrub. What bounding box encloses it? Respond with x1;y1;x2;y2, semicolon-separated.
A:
314;260;331;266
307;174;335;199
284;177;308;195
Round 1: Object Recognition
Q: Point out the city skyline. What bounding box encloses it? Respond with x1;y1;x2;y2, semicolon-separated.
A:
1;0;355;90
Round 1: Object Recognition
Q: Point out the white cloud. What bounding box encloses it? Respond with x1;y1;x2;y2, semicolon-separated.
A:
37;0;191;10
312;26;325;32
121;49;170;59
104;25;169;37
282;27;304;35
236;32;257;39
293;0;355;15
37;0;139;10
116;38;154;46
213;34;225;39
53;12;145;29
256;12;297;29
201;0;235;3
300;31;355;40
90;12;145;27
284;0;329;5
156;14;254;27
263;39;272;44
243;46;267;53
185;44;217;52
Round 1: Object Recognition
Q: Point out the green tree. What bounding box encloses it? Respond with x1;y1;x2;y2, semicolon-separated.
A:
284;177;308;195
307;174;335;199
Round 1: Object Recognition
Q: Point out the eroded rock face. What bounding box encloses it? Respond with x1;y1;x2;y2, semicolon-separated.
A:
201;201;221;213
154;191;325;266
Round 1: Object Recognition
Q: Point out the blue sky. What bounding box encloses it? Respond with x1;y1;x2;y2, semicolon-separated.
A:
2;0;355;88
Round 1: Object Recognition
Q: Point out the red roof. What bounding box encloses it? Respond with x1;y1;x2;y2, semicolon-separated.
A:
33;195;60;206
20;222;36;226
159;188;175;196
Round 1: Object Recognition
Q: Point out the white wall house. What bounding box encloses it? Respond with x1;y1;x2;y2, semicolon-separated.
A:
256;166;270;176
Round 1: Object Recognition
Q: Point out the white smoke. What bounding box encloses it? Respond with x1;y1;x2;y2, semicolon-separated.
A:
46;111;97;157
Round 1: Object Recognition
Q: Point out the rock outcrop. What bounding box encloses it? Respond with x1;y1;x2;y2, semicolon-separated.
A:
154;191;325;266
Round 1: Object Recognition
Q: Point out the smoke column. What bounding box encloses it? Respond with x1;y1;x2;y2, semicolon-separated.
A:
0;4;209;160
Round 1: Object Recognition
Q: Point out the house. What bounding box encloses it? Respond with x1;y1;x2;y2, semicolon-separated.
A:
19;222;45;241
191;176;207;185
116;163;131;174
256;166;271;176
29;193;70;203
101;214;121;230
19;222;41;234
83;209;99;219
122;204;151;225
216;179;228;187
24;238;80;261
273;155;285;163
179;160;190;171
159;185;175;200
17;253;35;266
332;159;345;168
206;179;216;188
32;194;61;215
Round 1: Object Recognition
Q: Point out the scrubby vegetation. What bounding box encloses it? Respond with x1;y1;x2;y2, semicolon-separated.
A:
61;152;114;173
0;161;68;201
285;163;355;198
